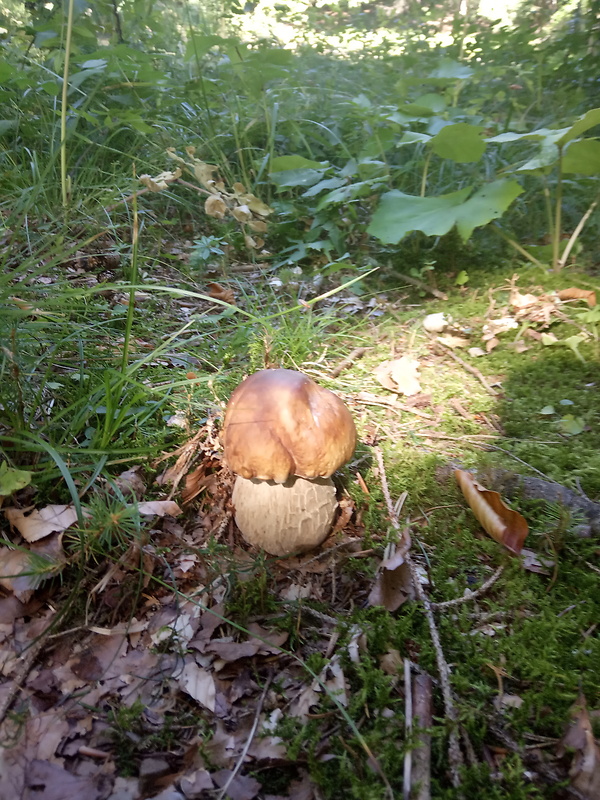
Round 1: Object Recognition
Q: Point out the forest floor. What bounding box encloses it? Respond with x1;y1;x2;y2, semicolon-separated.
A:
1;232;599;800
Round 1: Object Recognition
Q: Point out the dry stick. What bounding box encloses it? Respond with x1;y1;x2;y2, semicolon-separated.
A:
215;673;273;800
374;447;464;790
559;198;598;268
395;271;448;301
403;658;413;800
430;566;504;610
436;342;498;396
0;631;49;726
411;673;433;800
330;347;369;378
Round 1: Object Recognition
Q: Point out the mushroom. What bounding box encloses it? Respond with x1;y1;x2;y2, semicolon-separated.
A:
222;369;356;556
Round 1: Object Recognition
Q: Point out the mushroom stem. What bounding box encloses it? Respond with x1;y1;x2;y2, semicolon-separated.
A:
231;475;337;556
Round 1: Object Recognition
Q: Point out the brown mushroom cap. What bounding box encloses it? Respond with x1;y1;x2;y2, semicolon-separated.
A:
222;369;356;483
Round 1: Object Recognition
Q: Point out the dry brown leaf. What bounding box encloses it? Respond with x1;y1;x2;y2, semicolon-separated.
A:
455;470;528;554
231;204;252;223
558;287;597;307
374;357;421;396
137;500;182;517
212;770;261;800
207;282;236;305
367;547;413;611
482;317;518;340
437;334;470;349
204;194;227;219
4;504;79;542
115;467;146;499
558;693;600;798
178;659;216;711
247;219;267;233
485;336;500;352
510;291;539;309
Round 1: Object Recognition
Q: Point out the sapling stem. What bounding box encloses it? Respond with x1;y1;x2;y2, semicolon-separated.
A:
60;0;75;208
553;145;564;272
420;150;431;197
559;197;599;269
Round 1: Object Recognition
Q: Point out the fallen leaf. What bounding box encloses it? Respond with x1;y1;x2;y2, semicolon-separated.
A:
115;467;146;499
4;504;78;542
485;337;500;352
455;470;528;554
0;463;32;498
231;204;252;223
207;282;236;304
482;317;518;340
204;195;227;219
520;548;555;575
212;771;261;800
374;357;421;396
558;287;597;307
367;547;413;611
494;693;524;711
510;291;539;309
178;660;216;711
558;694;600;798
468;347;486;357
437;334;470;349
137;500;182;517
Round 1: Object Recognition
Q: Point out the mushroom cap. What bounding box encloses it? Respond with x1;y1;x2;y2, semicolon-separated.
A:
232;475;337;556
223;369;356;483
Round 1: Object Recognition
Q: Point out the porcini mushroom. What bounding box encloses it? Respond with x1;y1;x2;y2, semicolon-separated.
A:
222;369;356;556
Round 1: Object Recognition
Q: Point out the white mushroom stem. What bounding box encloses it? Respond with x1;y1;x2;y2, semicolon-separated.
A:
231;475;338;557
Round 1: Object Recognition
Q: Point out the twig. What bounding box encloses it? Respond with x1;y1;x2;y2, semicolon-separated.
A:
215;673;273;800
395;271;448;301
403;659;413;800
0;629;49;726
411;673;433;800
559;197;598;268
374;447;464;791
436;342;499;395
430;567;504;610
330;347;368;378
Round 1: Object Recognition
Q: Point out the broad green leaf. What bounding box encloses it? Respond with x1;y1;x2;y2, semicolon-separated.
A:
539;406;555;415
397;131;432;146
557;107;600;146
0;463;32;496
431;123;486;163
486;127;567;144
316;180;375;210
455;270;469;285
414;93;447;112
558;415;585;435
429;59;473;80
302;177;345;198
270;168;325;188
184;34;228;61
270;155;326;172
0;120;17;134
367;187;472;243
518;140;561;172
562;139;600;174
0;63;16;81
455;180;523;239
368;179;522;244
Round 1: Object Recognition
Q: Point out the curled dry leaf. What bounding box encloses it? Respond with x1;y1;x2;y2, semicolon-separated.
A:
558;693;600;799
0;532;66;602
558;287;597;307
247;219;268;233
374;356;422;397
137;500;182;517
204;194;227;219
437;334;470;349
455;470;528;554
139;168;181;192
231;204;252;223
207;282;236;305
4;504;79;542
510;291;539;309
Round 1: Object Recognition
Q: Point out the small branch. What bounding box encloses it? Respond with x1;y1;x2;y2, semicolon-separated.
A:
0;628;50;726
330;347;368;378
403;659;413;800
395;271;448;301
436;343;499;396
491;225;544;268
411;673;433;800
559;197;598;269
374;447;464;791
430;566;504;610
215;673;273;800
